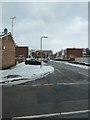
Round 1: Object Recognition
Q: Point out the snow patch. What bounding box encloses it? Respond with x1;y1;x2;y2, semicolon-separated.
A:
0;62;54;85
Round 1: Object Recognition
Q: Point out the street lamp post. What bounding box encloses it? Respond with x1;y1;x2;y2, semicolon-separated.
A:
40;36;48;68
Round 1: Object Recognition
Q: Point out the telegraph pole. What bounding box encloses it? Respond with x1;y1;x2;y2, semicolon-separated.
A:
10;16;16;36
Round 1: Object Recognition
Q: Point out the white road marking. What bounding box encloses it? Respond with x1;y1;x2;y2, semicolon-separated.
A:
57;83;75;85
12;109;90;119
1;81;88;86
44;83;54;86
55;69;62;74
29;82;89;87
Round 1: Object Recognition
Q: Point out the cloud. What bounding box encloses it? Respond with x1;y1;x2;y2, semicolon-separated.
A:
1;0;89;2
1;2;88;53
64;17;88;35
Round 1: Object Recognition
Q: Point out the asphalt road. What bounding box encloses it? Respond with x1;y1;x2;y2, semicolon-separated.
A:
2;60;89;119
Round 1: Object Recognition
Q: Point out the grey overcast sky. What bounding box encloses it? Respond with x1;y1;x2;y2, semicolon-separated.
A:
1;0;88;53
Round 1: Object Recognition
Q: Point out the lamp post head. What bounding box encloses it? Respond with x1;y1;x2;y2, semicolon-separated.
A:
10;16;16;19
41;36;48;38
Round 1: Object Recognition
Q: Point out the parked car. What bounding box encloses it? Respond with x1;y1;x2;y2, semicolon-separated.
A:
25;58;41;65
43;58;48;62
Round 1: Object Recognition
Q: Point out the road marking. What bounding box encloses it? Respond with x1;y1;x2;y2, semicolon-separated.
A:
30;82;89;87
55;69;62;74
6;81;88;87
61;109;89;115
57;82;75;85
12;109;90;119
44;83;54;86
56;82;89;85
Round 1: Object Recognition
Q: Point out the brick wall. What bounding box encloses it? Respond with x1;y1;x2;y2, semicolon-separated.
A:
1;35;16;69
15;46;28;58
32;50;53;58
67;48;83;59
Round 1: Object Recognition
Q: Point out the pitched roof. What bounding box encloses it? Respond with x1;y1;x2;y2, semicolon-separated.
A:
0;32;16;46
0;32;11;38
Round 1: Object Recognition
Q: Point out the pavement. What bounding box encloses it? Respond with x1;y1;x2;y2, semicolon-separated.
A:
1;60;89;119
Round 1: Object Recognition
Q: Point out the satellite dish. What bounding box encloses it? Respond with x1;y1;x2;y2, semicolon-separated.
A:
4;28;8;34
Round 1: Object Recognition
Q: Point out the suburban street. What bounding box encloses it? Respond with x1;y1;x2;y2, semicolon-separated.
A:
1;2;89;120
2;60;89;119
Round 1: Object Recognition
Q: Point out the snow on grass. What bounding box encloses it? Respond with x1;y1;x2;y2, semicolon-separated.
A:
0;62;54;85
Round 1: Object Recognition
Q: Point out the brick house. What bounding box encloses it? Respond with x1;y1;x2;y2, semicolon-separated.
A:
64;48;83;61
32;50;53;58
15;46;28;62
0;32;16;69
